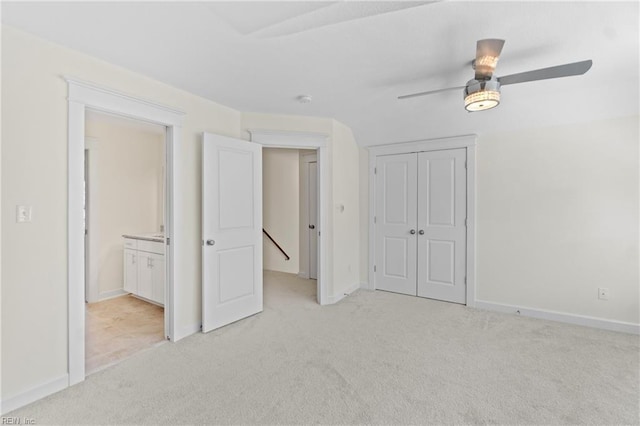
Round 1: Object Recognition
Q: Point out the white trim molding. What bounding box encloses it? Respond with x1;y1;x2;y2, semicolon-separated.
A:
328;282;361;304
64;76;184;126
248;129;330;306
1;374;69;415
84;137;100;303
475;300;640;335
66;77;184;392
175;323;203;342
98;288;127;301
367;134;477;306
247;129;328;148
367;134;477;156
360;282;372;290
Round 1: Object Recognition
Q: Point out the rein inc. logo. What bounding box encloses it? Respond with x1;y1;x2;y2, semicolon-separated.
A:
1;418;35;425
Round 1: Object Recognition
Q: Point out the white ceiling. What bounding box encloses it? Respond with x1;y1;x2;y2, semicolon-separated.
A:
2;1;638;146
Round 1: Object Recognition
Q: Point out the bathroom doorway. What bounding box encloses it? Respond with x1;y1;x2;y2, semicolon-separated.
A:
83;110;167;374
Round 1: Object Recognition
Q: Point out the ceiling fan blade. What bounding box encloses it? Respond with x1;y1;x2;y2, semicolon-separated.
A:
498;60;593;86
475;39;505;79
398;86;465;100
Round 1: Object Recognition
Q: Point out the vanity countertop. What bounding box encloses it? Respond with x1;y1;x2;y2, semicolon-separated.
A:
122;233;164;243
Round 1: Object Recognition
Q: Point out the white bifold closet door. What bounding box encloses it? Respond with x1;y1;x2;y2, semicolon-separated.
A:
375;153;418;295
375;148;467;304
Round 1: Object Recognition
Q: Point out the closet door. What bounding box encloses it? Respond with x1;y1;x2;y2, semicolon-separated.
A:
416;148;467;304
375;153;418;296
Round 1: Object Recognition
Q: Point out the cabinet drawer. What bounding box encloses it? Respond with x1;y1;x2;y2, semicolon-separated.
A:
123;238;138;250
137;239;164;255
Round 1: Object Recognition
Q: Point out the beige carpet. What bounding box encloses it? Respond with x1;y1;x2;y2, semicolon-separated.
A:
9;271;639;424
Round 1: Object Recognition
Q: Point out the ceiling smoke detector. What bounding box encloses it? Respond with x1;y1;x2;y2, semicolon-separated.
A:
297;95;313;104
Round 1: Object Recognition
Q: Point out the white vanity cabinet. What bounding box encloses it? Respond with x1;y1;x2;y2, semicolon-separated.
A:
123;248;138;294
123;237;165;306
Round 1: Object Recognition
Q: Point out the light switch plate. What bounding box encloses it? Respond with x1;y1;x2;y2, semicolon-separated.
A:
16;205;32;223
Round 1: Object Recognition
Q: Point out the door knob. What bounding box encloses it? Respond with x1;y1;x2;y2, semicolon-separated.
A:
206;239;215;246
409;229;416;235
309;225;315;229
418;230;425;235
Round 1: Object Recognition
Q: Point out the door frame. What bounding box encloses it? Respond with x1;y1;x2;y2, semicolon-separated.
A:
65;76;184;386
299;152;318;280
247;129;328;305
84;137;100;303
367;134;477;306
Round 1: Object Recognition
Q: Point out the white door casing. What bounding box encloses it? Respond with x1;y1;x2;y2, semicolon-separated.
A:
202;132;263;332
375;153;418;296
84;138;100;303
416;149;467;304
308;161;318;280
66;77;183;386
247;130;328;305
84;149;91;303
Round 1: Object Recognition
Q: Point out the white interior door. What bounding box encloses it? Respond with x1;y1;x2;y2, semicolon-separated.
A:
375;153;418;296
416;148;467;304
202;133;263;332
308;161;318;280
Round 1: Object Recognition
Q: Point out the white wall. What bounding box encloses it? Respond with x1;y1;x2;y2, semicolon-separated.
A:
476;115;639;324
263;148;299;274
359;147;369;286
241;113;362;298
86;113;164;296
1;27;363;407
1;26;242;402
360;115;639;326
331;121;360;295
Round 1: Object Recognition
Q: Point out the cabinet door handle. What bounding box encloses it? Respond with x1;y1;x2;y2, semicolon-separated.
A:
418;230;425;235
150;258;154;268
132;255;136;265
409;229;416;235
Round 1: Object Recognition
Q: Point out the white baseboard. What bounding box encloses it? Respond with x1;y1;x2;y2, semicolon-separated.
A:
98;288;127;301
173;323;201;342
475;300;640;335
328;282;361;304
360;281;372;290
297;271;310;279
1;374;68;415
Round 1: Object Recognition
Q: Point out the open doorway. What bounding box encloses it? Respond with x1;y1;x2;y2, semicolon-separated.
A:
83;110;167;374
262;148;319;304
67;77;181;386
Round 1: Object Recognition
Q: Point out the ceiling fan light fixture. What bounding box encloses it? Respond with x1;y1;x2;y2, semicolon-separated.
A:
464;77;501;112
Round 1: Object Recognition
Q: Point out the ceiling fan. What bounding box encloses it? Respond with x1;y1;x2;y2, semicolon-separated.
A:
398;39;593;112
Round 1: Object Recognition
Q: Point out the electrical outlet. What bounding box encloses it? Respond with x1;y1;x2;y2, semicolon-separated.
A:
598;287;610;300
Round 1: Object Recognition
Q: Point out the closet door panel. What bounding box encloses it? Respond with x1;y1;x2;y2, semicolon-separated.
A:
417;149;467;304
375;153;418;296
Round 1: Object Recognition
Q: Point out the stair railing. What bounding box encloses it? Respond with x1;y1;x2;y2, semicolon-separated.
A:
262;228;290;261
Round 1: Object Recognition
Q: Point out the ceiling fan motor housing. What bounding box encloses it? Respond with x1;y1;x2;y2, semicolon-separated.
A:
464;76;501;112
